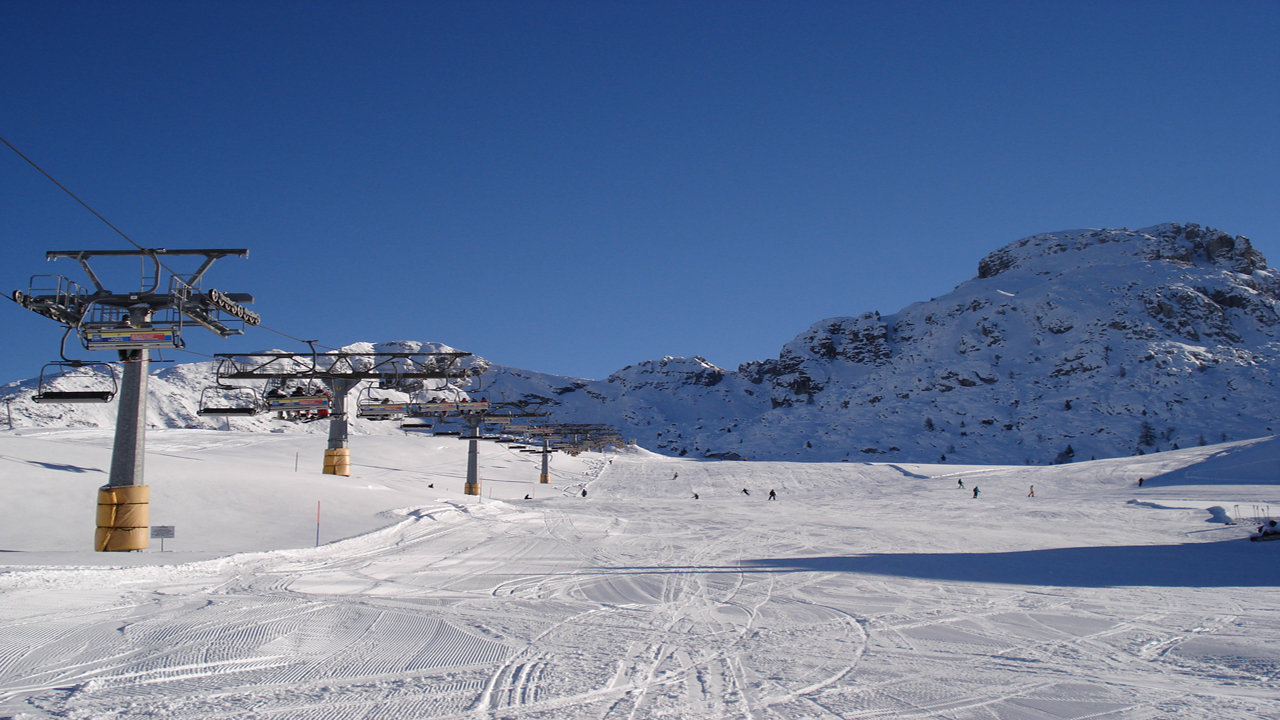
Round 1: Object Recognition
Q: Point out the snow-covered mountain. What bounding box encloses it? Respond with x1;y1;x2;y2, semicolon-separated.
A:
482;223;1280;463
5;223;1278;464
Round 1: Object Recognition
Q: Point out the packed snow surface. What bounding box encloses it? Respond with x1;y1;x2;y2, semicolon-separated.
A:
1;428;1278;718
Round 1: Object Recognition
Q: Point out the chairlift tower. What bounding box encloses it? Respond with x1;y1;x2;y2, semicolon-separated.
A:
212;350;474;476
11;248;257;551
407;400;546;495
462;402;547;495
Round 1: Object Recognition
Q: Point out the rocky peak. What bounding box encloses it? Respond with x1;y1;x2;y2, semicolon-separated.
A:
606;356;726;391
977;223;1267;280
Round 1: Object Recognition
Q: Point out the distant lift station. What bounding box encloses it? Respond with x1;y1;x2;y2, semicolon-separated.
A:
11;248;258;552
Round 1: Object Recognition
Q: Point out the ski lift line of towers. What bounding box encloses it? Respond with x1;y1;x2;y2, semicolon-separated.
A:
9;247;626;550
202;353;621;495
9;248;258;552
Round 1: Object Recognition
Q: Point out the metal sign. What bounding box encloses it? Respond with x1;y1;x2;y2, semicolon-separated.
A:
268;396;330;410
361;403;410;413
84;327;178;350
150;525;175;539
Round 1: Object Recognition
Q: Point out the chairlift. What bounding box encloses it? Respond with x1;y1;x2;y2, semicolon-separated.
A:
456;399;491;415
265;381;331;421
356;386;410;420
197;386;263;416
31;361;119;403
411;399;459;416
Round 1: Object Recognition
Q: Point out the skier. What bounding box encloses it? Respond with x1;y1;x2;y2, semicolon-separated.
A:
692;492;699;500
741;488;750;496
1138;477;1144;487
1028;485;1035;497
524;494;531;500
673;472;679;480
768;489;777;501
1251;520;1279;541
972;487;980;498
957;479;964;489
581;489;587;498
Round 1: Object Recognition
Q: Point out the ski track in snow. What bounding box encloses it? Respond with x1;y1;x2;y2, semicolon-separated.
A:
0;437;1278;719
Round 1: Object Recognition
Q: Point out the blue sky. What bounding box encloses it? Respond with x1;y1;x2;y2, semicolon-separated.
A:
3;0;1277;383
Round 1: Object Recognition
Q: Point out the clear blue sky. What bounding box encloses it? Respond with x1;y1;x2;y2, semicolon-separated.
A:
3;1;1277;383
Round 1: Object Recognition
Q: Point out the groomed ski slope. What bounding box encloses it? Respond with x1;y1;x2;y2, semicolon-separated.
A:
0;428;1277;719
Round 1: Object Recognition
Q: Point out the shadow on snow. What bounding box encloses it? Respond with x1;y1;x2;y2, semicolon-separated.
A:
739;540;1273;588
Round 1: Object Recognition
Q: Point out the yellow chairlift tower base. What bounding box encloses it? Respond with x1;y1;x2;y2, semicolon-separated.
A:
322;448;351;477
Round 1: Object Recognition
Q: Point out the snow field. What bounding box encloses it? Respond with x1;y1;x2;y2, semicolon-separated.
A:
0;430;1277;718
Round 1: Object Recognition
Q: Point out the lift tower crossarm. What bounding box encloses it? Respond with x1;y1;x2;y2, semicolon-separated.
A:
213;351;473;381
47;249;249;295
18;248;258;339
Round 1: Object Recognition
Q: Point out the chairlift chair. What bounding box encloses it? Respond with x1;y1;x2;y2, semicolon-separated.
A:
355;385;410;420
265;381;331;421
197;386;263;416
31;361;119;403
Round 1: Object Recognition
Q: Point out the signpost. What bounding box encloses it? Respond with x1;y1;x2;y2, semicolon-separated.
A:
150;525;175;551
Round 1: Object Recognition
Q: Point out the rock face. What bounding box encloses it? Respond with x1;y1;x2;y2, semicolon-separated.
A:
5;223;1277;465
482;223;1280;463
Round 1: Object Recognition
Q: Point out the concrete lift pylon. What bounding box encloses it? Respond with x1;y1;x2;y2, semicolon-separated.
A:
10;248;257;551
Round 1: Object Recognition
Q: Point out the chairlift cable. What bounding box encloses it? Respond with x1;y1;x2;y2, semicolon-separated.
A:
4;135;342;356
1;134;146;253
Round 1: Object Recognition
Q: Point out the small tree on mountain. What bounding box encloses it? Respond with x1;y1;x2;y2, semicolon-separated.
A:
1138;420;1157;448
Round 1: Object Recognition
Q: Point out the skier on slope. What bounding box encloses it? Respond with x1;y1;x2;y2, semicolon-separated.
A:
957;479;964;489
741;488;750;496
768;489;777;501
972;487;980;499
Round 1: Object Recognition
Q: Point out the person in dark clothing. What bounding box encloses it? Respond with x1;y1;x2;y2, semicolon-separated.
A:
1028;485;1035;497
768;489;777;500
972;487;980;498
581;489;587;498
958;479;964;489
741;488;750;496
692;492;699;499
1138;477;1144;487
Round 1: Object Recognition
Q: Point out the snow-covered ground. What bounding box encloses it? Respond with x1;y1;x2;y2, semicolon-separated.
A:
0;428;1277;718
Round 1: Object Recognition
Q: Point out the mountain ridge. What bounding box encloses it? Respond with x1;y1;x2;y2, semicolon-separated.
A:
5;223;1278;465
